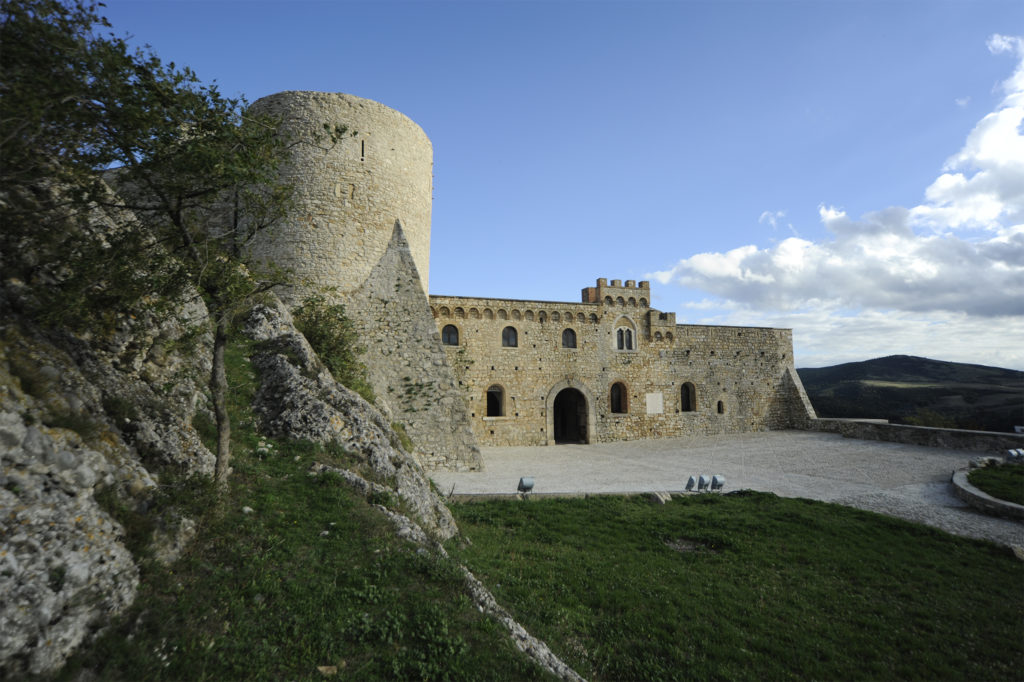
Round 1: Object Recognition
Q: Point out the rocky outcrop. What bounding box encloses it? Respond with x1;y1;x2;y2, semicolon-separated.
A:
0;413;139;676
244;299;459;540
0;283;214;676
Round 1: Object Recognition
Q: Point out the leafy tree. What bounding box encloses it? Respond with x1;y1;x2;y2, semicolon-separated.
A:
0;0;322;485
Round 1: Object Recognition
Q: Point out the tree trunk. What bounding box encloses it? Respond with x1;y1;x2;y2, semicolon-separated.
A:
211;312;232;486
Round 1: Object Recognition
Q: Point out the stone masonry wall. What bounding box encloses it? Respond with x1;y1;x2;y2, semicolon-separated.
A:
248;91;433;302
345;223;481;471
430;279;813;447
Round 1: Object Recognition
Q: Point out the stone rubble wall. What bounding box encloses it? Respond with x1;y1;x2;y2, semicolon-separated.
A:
430;285;810;447
247;91;433;302
340;223;482;471
810;418;1024;454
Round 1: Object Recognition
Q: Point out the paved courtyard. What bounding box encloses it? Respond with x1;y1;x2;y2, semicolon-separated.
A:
430;430;1023;548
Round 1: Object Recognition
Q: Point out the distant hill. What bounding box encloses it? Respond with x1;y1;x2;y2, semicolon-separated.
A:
796;355;1024;433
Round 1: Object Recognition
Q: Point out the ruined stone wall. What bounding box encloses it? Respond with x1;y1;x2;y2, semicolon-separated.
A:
430;279;812;447
345;223;481;471
248;91;433;302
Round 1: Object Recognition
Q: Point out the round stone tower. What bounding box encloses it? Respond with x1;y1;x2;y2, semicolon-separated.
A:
249;91;433;298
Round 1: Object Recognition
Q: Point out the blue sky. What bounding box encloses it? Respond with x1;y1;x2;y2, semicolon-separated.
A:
101;0;1024;369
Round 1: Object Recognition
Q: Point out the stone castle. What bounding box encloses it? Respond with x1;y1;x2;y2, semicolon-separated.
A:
249;91;817;471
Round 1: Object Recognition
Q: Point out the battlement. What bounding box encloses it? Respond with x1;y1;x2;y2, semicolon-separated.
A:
581;278;651;308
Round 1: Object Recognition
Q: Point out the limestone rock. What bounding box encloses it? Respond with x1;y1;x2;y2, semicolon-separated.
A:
1;283;213;675
245;300;458;540
0;412;139;677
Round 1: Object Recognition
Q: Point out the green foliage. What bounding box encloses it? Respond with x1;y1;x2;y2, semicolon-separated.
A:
969;462;1024;506
391;421;415;453
451;494;1024;681
2;0;293;331
293;293;375;403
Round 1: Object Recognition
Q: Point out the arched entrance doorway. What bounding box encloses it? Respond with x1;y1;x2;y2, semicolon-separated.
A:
553;388;588;444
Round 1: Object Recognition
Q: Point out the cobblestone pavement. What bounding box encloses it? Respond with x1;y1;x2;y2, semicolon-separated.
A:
430;430;1023;548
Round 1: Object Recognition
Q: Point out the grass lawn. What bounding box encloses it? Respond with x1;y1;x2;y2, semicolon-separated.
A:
450;493;1024;681
969;462;1024;506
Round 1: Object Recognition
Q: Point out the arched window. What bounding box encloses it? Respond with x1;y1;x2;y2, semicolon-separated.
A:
616;328;634;350
610;382;628;414
681;382;696;412
441;324;459;346
562;328;577;348
486;385;504;417
502;326;518;347
717;400;725;414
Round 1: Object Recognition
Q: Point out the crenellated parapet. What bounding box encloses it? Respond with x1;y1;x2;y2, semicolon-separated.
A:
581;278;651;308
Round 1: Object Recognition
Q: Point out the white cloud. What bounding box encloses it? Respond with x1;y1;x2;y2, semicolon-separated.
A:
759;209;799;236
759;209;785;228
650;35;1024;369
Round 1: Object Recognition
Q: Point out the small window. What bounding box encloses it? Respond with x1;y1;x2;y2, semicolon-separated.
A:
562;328;577;348
502;326;518;347
441;324;459;346
616;327;634;351
717;400;725;415
487;385;504;417
610;382;628;414
681;382;696;412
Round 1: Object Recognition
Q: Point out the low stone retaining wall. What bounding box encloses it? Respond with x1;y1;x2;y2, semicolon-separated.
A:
950;469;1024;520
808;418;1024;454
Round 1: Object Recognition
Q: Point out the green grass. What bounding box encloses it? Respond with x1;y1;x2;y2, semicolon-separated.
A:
969;462;1024;506
449;493;1024;681
55;341;550;681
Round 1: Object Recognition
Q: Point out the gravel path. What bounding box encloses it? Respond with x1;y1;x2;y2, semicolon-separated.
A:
430;430;1023;548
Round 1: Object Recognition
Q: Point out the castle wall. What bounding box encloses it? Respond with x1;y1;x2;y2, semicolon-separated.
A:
431;279;812;447
248;91;433;301
345;223;481;470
